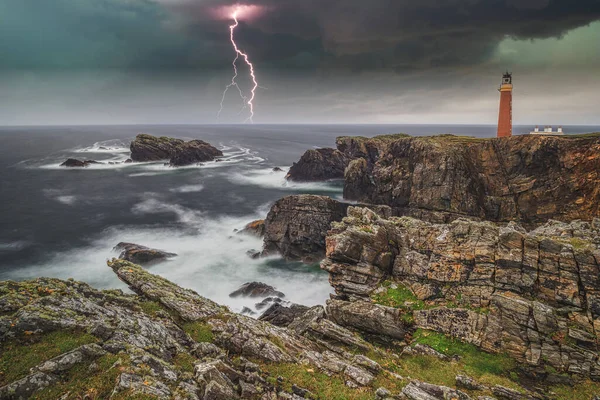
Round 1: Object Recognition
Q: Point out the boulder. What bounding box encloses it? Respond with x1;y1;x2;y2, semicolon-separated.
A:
262;195;350;262
60;158;103;167
114;242;177;266
286;148;350;182
229;282;285;298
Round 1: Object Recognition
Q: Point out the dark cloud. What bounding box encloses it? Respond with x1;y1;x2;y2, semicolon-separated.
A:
1;0;599;72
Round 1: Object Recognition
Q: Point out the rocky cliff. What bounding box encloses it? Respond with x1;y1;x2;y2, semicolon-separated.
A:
322;206;600;381
290;133;600;225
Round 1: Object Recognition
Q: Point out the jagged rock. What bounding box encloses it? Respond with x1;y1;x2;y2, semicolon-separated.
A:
326;299;407;340
229;282;285;299
60;158;103;167
129;134;223;166
273;167;284;172
116;373;172;398
259;303;309;327
240;220;266;237
375;387;392;399
286;148;350;182
35;344;106;373
321;207;600;378
292;384;314;398
402;380;471;400
114;242;177;266
288;306;372;351
241;306;256;316
262;195;350;262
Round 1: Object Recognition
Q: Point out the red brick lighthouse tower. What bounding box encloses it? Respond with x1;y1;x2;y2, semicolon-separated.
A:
497;72;513;138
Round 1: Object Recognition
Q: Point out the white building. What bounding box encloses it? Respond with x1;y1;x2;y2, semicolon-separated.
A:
530;126;565;135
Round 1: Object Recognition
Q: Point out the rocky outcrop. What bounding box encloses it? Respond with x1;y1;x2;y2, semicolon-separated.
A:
321;205;600;378
114;242;177;266
286;148;350;181
287;133;600;224
129;134;222;166
60;158;103;167
262;195;351;262
341;134;600;224
229;282;285;299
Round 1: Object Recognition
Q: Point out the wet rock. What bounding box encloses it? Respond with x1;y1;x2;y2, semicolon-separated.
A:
286;148;350;182
60;158;103;167
246;250;262;259
258;303;309;327
239;220;266;237
129;133;222;166
255;296;285;310
169;140;223;167
114;242;177;266
273;167;284;172
229;282;285;299
241;307;256;316
262;195;350;262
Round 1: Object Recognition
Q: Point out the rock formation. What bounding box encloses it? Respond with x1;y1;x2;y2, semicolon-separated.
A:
289;133;600;224
114;242;177;266
229;282;285;299
130;134;223;166
322;205;600;379
286;148;350;182
262;195;351;262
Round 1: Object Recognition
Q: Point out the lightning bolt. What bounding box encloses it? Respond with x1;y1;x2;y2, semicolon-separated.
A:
218;7;259;123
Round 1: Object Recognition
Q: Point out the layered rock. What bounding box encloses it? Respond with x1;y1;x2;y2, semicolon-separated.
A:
321;206;600;378
288;133;600;224
262;195;350;262
344;134;600;224
129;134;223;166
286;148;350;181
114;242;177;266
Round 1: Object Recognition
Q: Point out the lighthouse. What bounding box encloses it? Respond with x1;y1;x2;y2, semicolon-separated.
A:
497;72;513;138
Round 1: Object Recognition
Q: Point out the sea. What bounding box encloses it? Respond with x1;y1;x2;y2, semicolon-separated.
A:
1;124;599;313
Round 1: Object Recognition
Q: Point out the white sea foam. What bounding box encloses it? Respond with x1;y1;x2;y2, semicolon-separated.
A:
2;201;333;314
169;184;205;193
56;195;77;205
227;167;343;192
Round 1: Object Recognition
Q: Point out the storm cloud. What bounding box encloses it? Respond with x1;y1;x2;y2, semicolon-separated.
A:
2;0;600;72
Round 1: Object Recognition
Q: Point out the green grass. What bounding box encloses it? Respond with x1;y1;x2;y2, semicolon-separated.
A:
138;300;164;317
182;321;214;343
31;354;129;400
259;362;374;400
412;329;515;376
562;132;600;139
551;380;600;400
0;330;98;386
372;282;425;311
172;352;196;374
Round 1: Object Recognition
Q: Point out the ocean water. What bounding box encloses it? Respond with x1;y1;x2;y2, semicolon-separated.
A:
1;124;598;312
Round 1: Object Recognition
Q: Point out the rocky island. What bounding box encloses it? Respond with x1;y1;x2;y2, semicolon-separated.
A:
3;133;600;400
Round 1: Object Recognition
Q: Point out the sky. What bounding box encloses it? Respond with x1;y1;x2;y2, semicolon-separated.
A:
1;0;599;125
